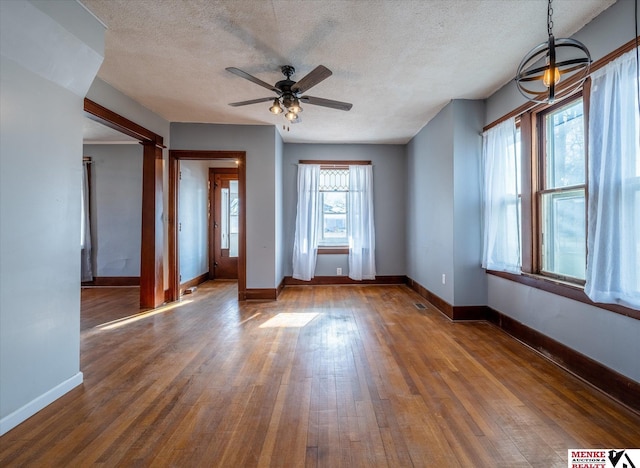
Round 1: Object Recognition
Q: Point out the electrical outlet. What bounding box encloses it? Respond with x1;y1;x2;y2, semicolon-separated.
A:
442;274;446;285
337;267;342;275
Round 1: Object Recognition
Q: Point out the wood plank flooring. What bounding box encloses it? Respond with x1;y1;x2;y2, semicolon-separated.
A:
1;282;639;466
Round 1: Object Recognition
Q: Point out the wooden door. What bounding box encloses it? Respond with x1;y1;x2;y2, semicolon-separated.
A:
209;169;239;279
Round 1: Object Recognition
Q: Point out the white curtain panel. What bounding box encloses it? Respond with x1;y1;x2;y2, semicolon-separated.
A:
481;117;521;274
348;164;376;280
81;161;93;282
585;48;640;309
292;164;321;281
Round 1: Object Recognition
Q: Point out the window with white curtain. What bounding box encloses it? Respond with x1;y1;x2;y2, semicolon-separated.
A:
292;163;376;281
481;118;521;274
483;41;639;313
585;48;640;309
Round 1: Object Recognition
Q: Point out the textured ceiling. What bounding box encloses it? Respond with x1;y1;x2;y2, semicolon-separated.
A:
80;0;615;144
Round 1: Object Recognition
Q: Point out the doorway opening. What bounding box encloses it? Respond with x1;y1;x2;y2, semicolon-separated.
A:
209;168;239;280
169;150;247;302
83;98;164;308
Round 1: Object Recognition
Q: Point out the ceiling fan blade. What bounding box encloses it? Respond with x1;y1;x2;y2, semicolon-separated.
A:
291;65;332;94
300;95;352;111
226;67;279;93
229;97;275;107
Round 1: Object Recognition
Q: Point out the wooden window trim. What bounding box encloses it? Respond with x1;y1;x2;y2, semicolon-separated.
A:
317;247;349;255
299;160;371;166
488;270;640;321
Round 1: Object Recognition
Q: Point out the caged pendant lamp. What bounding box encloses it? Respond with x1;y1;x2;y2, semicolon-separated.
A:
515;0;591;104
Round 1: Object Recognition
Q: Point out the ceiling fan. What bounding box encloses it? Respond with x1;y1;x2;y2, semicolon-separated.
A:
226;65;352;125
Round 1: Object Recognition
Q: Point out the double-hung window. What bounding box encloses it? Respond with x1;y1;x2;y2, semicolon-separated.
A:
293;161;376;281
537;96;586;281
484;41;640;312
318;167;349;247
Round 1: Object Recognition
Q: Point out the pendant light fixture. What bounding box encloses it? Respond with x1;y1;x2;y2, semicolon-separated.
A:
515;0;591;104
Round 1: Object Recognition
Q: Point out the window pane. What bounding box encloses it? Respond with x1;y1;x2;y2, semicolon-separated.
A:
229;180;238;257
319;168;349;191
541;189;585;280
545;99;585;188
323;191;346;213
323;214;347;239
320;191;347;244
220;188;229;250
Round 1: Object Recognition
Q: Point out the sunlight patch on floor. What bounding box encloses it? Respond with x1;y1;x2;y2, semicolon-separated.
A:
95;299;194;331
259;312;320;329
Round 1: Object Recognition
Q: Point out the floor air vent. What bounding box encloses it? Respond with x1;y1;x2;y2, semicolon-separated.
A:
414;303;427;310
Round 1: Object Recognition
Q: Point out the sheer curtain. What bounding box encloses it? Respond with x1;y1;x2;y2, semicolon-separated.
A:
81;160;93;282
348;164;376;280
481;117;521;274
585;48;640;309
292;164;321;281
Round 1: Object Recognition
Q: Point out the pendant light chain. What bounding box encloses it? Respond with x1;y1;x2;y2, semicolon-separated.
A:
547;0;554;36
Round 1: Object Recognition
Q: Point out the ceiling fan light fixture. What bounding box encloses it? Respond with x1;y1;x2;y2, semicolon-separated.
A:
289;98;302;114
515;0;591;104
269;99;283;114
285;110;297;121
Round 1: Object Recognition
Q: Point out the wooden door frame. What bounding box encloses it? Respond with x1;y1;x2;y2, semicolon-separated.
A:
208;168;239;280
83;98;165;309
168;150;247;302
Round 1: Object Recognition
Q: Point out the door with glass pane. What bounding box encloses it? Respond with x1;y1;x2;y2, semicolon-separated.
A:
209;169;239;279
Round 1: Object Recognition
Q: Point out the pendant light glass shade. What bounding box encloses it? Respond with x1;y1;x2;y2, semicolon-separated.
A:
269;98;283;114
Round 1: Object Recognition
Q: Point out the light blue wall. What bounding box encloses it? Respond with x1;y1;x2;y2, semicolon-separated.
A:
178;160;210;283
452;100;487;306
406;103;455;303
83;144;143;278
0;0;104;434
275;132;285;285
170;123;279;289
484;0;640;382
283;143;406;277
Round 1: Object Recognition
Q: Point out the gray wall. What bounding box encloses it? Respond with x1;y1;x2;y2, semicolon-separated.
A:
406;103;455;303
0;0;104;434
275;133;285;285
484;0;639;382
178;160;210;283
406;100;487;306
170;123;279;289
452;100;487;306
283;143;406;277
83;144;143;277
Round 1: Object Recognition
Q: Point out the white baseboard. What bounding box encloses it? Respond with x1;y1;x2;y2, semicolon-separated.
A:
0;372;83;436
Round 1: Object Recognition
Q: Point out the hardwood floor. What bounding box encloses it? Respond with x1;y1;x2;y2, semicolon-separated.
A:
1;282;639;467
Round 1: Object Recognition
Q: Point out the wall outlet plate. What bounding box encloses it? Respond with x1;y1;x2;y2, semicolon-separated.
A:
337;267;342;275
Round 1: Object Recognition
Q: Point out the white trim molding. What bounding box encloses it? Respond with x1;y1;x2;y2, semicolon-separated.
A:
0;372;83;436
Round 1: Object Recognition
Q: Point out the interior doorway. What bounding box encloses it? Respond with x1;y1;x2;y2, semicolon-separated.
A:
209;168;239;280
169;150;247;302
83;98;164;308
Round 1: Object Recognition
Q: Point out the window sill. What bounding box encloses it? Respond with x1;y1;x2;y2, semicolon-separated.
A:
487;270;639;320
317;247;348;255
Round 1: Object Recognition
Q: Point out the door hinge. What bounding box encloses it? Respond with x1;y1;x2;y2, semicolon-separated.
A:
179;171;182;180
179;222;182;232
